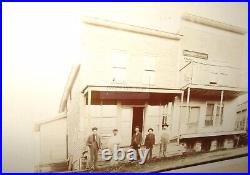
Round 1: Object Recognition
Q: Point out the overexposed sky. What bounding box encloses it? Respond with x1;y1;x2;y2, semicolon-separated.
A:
2;2;248;172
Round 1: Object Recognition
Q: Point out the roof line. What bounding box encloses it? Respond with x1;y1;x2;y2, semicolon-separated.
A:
59;65;81;113
34;112;67;132
82;16;182;40
81;85;182;94
182;12;247;35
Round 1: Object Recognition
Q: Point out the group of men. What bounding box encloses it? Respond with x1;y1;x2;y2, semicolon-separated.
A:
86;124;169;170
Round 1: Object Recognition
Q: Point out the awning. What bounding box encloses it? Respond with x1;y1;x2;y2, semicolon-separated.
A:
90;90;181;105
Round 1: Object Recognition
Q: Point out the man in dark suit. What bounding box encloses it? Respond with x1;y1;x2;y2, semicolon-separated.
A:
86;127;102;170
144;128;155;161
131;126;142;160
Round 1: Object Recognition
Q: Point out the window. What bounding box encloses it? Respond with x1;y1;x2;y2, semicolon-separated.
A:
188;107;200;124
215;105;224;125
162;105;168;128
111;50;128;83
143;55;156;85
162;114;168;127
205;104;214;126
236;107;247;131
205;103;224;127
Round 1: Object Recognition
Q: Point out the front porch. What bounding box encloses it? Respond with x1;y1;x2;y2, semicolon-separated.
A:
177;87;247;141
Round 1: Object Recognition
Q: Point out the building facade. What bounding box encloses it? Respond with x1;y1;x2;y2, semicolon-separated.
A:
37;13;248;170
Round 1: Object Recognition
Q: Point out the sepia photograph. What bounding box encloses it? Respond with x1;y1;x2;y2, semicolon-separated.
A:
2;2;248;172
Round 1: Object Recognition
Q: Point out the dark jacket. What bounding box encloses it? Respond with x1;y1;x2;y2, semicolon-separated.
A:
86;134;102;149
131;132;142;147
144;133;155;148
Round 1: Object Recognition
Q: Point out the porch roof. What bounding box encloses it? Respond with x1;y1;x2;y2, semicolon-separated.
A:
82;85;183;95
82;85;183;106
183;87;247;100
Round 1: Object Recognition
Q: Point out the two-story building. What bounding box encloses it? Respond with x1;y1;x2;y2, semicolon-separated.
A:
36;13;248;171
175;13;247;152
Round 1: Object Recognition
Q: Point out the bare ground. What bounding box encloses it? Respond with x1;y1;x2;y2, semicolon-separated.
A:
78;146;248;172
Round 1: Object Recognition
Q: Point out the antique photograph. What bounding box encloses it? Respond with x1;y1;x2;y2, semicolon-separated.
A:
3;2;248;172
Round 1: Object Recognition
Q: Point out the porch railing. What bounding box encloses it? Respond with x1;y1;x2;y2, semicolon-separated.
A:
179;60;245;89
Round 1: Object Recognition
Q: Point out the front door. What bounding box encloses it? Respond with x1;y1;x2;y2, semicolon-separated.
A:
132;107;144;135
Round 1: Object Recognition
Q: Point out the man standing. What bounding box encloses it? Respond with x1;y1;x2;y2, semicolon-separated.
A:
144;128;155;161
160;124;169;157
108;128;122;164
131;126;142;160
86;127;102;170
108;128;122;150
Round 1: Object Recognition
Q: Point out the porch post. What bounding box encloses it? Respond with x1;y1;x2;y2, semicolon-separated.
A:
186;88;191;130
186;87;191;117
88;89;92;106
87;89;92;132
177;91;184;144
219;90;224;124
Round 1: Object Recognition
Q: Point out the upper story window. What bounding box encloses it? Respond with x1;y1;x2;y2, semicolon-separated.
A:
143;55;156;85
111;50;128;84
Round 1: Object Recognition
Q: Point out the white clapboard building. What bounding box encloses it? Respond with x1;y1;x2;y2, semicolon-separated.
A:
35;13;248;171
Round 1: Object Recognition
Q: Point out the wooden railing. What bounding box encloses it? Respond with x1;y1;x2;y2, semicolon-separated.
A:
179;61;244;89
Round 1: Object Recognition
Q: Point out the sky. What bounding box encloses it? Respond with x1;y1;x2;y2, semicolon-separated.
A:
2;2;248;172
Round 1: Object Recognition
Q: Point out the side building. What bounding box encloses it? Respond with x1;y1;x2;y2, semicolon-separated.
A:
34;113;68;172
176;13;248;151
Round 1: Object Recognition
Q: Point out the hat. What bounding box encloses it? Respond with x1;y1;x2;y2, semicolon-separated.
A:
113;128;118;131
92;127;98;131
148;128;154;132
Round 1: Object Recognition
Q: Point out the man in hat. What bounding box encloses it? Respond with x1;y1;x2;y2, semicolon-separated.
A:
131;126;142;160
86;127;102;170
159;124;169;157
144;128;155;161
108;129;122;150
108;128;122;165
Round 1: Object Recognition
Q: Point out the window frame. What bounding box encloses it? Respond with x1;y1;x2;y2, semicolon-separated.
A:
142;55;156;85
188;106;200;124
111;50;128;83
205;102;224;127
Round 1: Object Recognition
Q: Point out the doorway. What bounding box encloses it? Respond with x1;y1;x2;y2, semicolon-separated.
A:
132;107;144;135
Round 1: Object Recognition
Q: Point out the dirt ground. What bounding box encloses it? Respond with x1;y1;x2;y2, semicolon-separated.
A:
79;146;248;172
